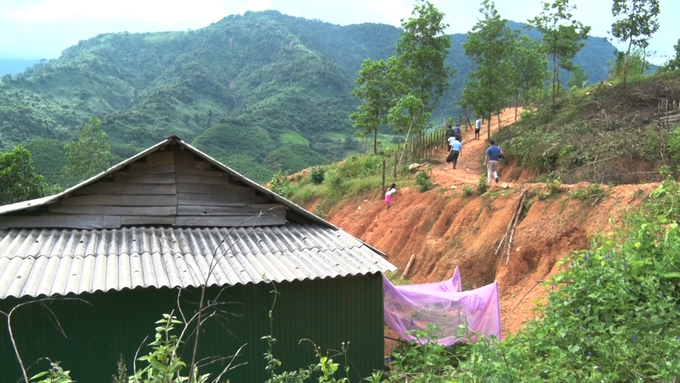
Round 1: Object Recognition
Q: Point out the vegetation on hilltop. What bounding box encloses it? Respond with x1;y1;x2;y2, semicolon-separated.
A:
493;69;680;184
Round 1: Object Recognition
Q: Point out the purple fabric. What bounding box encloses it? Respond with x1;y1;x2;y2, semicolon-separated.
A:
383;267;502;345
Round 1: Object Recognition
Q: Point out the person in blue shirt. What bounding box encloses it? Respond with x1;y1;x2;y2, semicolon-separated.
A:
447;136;463;169
485;140;503;184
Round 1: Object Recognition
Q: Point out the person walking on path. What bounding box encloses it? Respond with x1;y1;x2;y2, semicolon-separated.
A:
446;125;455;150
385;183;397;209
475;118;482;140
485;140;503;184
453;125;462;141
447;136;462;169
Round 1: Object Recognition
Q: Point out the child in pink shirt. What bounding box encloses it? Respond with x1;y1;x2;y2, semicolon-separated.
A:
385;183;397;208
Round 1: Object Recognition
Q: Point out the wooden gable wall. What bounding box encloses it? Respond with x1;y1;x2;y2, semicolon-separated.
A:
0;148;286;229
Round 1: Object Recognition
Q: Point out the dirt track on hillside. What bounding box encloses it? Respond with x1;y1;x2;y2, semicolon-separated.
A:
322;109;656;339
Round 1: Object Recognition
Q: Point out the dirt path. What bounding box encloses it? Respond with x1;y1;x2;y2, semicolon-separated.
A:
429;109;521;188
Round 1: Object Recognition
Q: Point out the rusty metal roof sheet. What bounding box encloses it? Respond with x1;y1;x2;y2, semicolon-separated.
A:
0;225;396;299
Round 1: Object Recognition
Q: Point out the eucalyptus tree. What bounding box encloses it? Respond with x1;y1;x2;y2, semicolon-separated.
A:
461;0;516;140
0;145;46;205
387;0;454;134
63;117;112;183
350;58;391;154
529;0;590;109
508;34;549;119
611;0;660;88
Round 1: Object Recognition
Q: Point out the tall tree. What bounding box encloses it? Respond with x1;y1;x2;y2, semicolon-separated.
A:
350;59;391;154
63;117;112;183
611;0;660;88
529;0;590;109
508;34;550;119
665;38;680;71
388;0;454;134
0;145;46;205
461;0;515;140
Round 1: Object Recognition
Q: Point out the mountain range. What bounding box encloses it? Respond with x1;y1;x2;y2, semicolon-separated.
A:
0;10;618;183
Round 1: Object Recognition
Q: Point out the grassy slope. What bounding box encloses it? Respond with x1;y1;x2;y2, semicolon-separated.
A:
494;71;680;184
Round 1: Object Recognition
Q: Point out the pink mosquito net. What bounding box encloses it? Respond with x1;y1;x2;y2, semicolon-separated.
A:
383;266;502;345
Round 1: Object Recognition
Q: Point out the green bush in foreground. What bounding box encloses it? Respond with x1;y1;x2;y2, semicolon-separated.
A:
415;170;433;192
457;180;680;381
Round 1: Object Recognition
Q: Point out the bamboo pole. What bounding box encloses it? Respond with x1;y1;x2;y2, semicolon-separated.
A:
403;254;416;277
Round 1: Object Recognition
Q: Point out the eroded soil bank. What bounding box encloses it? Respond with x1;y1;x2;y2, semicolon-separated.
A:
321;110;657;334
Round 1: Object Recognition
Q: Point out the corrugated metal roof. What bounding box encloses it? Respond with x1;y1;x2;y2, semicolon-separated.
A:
0;225;396;299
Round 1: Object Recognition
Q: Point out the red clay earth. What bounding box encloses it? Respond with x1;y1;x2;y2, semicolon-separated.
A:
318;109;657;347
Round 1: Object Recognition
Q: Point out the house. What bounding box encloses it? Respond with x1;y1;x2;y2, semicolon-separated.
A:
0;136;395;382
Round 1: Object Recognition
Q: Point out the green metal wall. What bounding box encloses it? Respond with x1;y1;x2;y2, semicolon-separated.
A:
0;273;384;382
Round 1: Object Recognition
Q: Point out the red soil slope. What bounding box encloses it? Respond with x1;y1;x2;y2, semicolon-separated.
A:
323;109;656;335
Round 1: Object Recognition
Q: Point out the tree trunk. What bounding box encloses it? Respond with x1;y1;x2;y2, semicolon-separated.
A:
623;37;634;89
373;126;377;155
487;114;491;141
552;53;558;109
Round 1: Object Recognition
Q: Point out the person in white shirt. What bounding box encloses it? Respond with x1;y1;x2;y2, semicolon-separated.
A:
384;183;397;208
447;136;463;169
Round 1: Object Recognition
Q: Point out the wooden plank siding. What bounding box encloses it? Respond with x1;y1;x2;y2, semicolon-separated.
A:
0;149;285;230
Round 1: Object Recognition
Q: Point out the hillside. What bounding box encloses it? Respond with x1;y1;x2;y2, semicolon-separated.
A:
319;109;657;336
0;11;618;183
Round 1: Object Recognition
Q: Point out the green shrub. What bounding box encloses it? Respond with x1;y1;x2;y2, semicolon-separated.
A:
309;166;325;185
568;183;607;200
545;177;563;195
462;186;474;197
476;174;488;195
415;170;433;192
268;174;291;197
324;168;343;188
387;325;469;382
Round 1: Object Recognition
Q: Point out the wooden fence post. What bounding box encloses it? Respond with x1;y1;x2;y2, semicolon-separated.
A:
382;159;386;199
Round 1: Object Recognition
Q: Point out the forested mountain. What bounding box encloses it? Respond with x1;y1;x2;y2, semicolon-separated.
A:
0;10;617;182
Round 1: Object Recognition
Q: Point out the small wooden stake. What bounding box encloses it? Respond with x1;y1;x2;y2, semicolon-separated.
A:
403;254;416;277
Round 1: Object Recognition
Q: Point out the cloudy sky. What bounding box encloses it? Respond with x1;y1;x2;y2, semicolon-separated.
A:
1;0;678;63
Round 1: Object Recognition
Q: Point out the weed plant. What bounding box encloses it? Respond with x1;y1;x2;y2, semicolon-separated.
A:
476;174;487;195
385;325;471;382
568;183;607;200
415;170;433;192
462;186;475;197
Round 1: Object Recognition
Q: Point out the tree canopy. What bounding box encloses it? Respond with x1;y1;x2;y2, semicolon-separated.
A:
350;59;391;154
62;117;112;184
461;0;516;139
611;0;660;88
0;145;46;206
387;0;454;134
666;38;680;71
529;0;590;108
